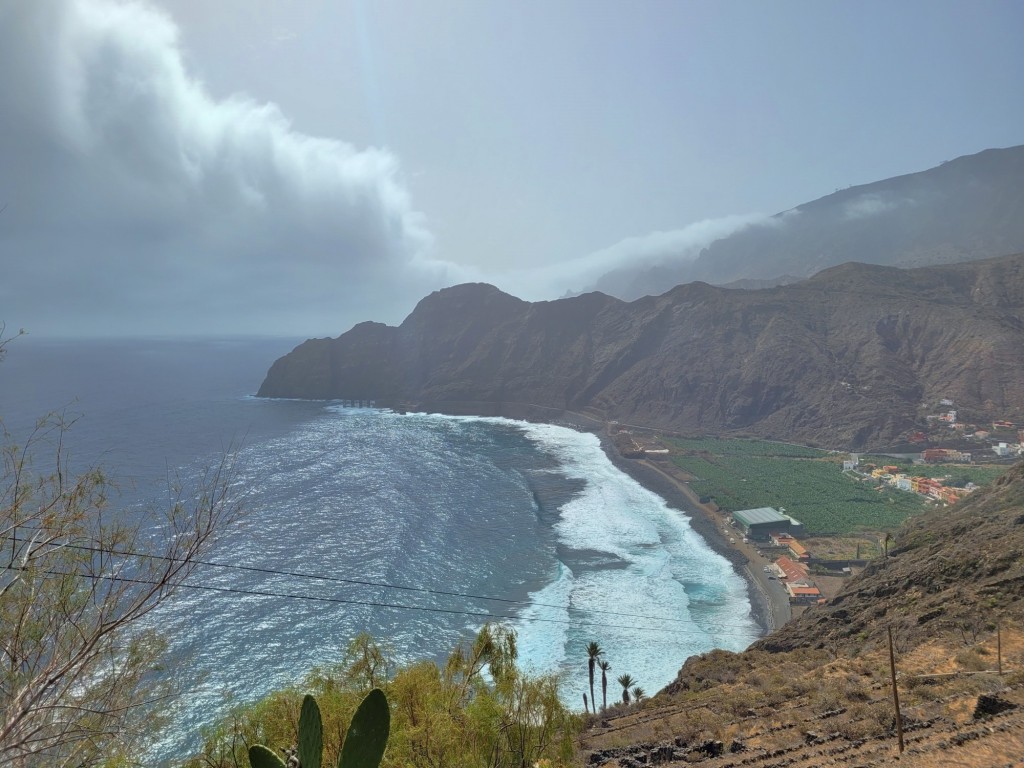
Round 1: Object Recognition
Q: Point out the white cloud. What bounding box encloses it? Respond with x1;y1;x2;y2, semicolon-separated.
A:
842;193;903;220
496;213;772;300
0;0;457;336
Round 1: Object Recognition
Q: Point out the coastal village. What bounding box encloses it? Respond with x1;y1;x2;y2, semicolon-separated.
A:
610;408;1023;622
843;406;1024;506
728;507;825;608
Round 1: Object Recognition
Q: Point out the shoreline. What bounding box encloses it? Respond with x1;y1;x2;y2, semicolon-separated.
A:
595;435;779;637
395;400;782;637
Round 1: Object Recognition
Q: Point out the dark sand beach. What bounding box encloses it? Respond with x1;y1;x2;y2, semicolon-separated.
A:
404;400;786;637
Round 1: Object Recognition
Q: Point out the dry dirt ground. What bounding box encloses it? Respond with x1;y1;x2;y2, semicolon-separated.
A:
579;629;1024;768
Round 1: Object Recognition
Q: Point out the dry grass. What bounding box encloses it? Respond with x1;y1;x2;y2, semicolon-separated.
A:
580;626;1024;768
802;535;882;560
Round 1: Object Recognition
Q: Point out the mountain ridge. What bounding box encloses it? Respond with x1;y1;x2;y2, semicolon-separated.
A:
591;144;1024;299
258;253;1024;450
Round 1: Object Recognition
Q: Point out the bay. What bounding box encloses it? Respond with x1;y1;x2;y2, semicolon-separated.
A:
0;337;759;762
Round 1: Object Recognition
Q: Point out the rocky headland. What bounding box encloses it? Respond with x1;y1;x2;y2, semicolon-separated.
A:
259;252;1024;450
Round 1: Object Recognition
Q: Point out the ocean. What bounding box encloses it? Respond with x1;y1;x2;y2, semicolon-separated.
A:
0;337;759;762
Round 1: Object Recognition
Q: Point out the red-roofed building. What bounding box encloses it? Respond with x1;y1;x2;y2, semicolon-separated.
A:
788;539;810;561
786;584;823;604
775;556;809;582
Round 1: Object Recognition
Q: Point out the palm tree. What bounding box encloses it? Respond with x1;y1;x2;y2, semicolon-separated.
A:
586;642;603;713
617;673;635;705
598;660;611;711
630;685;646;704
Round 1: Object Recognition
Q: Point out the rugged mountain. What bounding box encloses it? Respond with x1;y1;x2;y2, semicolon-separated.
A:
592;144;1024;300
579;463;1024;767
258;253;1024;450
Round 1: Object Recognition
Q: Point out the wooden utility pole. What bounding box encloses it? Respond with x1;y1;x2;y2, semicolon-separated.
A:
887;626;905;755
997;624;1003;676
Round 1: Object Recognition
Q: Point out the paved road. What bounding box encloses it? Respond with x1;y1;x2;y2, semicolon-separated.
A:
737;540;793;632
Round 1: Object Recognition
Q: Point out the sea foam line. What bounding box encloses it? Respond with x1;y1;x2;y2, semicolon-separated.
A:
400;413;760;700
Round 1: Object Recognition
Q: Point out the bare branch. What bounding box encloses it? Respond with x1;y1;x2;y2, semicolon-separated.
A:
1;417;243;765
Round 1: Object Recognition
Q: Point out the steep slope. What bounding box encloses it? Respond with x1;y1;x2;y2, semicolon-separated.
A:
592;144;1024;300
259;254;1024;450
760;461;1024;656
579;462;1024;768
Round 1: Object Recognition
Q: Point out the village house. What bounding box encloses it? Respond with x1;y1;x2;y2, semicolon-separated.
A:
774;555;810;582
921;448;971;463
940;486;969;504
786;584;823;605
769;534;811;561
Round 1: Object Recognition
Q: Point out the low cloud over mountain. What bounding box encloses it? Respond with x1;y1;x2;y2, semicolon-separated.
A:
588;145;1024;301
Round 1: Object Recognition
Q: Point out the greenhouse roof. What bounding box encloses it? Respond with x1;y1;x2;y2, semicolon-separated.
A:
732;507;788;526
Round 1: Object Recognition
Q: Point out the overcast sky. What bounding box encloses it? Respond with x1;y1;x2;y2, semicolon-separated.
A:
1;0;1022;337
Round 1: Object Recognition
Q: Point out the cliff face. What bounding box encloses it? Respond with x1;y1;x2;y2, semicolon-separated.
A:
258;254;1024;449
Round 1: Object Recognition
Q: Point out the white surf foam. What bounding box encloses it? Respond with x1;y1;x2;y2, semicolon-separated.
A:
405;414;761;703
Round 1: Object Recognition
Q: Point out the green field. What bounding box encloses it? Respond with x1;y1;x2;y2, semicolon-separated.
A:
669;437;828;459
669;439;925;534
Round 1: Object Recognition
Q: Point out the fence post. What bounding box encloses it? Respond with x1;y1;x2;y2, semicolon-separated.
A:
888;626;905;754
997;624;1003;676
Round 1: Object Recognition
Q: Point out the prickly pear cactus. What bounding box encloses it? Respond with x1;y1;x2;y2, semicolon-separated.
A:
247;689;390;768
248;744;287;768
298;694;323;768
339;688;390;768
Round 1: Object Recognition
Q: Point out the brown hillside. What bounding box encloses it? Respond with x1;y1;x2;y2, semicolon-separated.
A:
259;254;1024;449
579;462;1024;767
759;461;1024;657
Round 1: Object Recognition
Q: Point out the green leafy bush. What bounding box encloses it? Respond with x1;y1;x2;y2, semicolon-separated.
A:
187;627;579;768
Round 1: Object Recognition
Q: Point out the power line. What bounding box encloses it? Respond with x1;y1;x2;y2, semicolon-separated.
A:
2;535;763;634
9;562;760;640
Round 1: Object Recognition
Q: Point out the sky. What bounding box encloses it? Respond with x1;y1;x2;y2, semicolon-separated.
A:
1;0;1022;338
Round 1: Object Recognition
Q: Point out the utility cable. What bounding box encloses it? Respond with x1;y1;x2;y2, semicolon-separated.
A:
10;563;761;640
2;534;764;634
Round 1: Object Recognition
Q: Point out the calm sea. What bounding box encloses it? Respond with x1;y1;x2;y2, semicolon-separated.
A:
0;337;759;762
